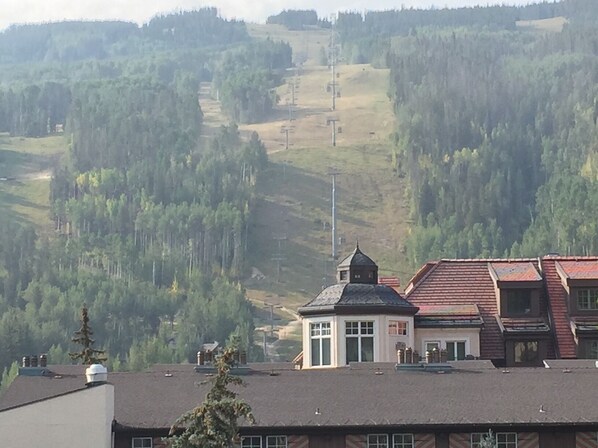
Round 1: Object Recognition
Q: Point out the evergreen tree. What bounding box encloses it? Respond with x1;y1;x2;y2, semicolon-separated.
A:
167;346;254;448
69;306;107;365
479;430;497;448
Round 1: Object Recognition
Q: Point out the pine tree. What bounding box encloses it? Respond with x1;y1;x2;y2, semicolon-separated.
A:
69;305;107;365
167;347;254;448
479;430;497;448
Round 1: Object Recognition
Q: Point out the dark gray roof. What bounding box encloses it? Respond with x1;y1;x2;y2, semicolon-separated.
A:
298;283;417;316
3;362;598;429
337;246;377;269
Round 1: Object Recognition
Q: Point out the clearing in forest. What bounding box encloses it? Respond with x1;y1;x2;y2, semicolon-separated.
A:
0;134;65;234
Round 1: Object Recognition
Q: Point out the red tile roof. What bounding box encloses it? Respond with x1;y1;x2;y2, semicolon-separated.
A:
489;262;541;282
556;260;598;280
417;304;481;317
405;260;505;360
378;276;400;288
539;259;577;358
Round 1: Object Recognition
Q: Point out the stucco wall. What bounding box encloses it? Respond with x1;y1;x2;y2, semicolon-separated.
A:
0;383;114;448
415;328;481;359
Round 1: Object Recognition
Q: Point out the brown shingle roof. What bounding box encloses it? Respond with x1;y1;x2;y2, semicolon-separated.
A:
4;362;598;429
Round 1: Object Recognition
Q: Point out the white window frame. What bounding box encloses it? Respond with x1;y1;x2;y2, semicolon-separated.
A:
389;320;408;336
577;288;598;310
367;434;389;448
393;433;414;448
132;438;152;448
266;435;287;448
310;321;331;366
346;321;375;363
241;435;262;448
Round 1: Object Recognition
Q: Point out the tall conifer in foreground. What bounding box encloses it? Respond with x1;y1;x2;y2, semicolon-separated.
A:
167;347;254;448
69;305;107;365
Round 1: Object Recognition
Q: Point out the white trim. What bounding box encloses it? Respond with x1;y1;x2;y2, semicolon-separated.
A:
241;435;263;448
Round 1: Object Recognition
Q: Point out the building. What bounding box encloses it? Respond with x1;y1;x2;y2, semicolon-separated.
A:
298;245;418;367
405;255;598;366
2;360;598;448
3;249;598;448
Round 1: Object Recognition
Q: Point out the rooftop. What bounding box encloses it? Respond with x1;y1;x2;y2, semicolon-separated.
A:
3;362;598;429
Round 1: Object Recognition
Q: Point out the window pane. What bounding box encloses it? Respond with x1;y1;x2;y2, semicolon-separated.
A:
367;434;389;448
132;438;152;448
361;337;374;362
322;338;331;366
346;337;359;363
242;436;262;448
446;342;455;361
311;338;320;366
346;322;359;335
393;434;413;448
310;323;320;337
497;433;517;448
362;321;374;335
321;322;331;336
514;341;538;364
578;289;598;310
266;436;287;448
506;289;532;314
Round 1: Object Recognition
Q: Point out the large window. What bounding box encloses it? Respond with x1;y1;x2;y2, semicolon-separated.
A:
506;290;532;315
132;438;152;448
393;434;414;448
266;436;287;448
577;289;598;310
389;320;408;336
241;436;262;448
514;341;539;364
368;434;389;448
310;322;331;366
446;341;466;361
471;433;517;448
346;321;374;363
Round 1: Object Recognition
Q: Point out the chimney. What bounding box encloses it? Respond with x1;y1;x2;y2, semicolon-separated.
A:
85;364;108;386
197;350;205;366
22;356;30;367
30;355;38;367
39;354;47;367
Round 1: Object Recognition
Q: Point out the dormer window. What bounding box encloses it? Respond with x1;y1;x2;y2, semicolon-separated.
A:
340;270;348;281
505;290;532;315
577;289;598;311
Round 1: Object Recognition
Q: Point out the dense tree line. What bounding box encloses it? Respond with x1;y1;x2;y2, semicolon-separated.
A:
0;9;249;65
266;10;330;30
385;20;598;267
0;9;275;387
335;0;598;64
213;40;292;123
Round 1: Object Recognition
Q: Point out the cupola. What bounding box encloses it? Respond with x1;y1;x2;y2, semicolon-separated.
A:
337;243;378;284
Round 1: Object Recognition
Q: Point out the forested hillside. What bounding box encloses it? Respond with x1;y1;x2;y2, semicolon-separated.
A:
2;0;598;387
331;0;598;268
0;8;287;388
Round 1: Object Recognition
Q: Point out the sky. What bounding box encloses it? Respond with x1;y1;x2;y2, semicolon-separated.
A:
1;0;536;30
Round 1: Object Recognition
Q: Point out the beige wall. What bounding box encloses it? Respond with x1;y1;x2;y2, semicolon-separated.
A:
415;328;481;359
0;383;114;448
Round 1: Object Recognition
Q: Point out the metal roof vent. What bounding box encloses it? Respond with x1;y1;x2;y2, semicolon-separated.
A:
85;364;108;386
